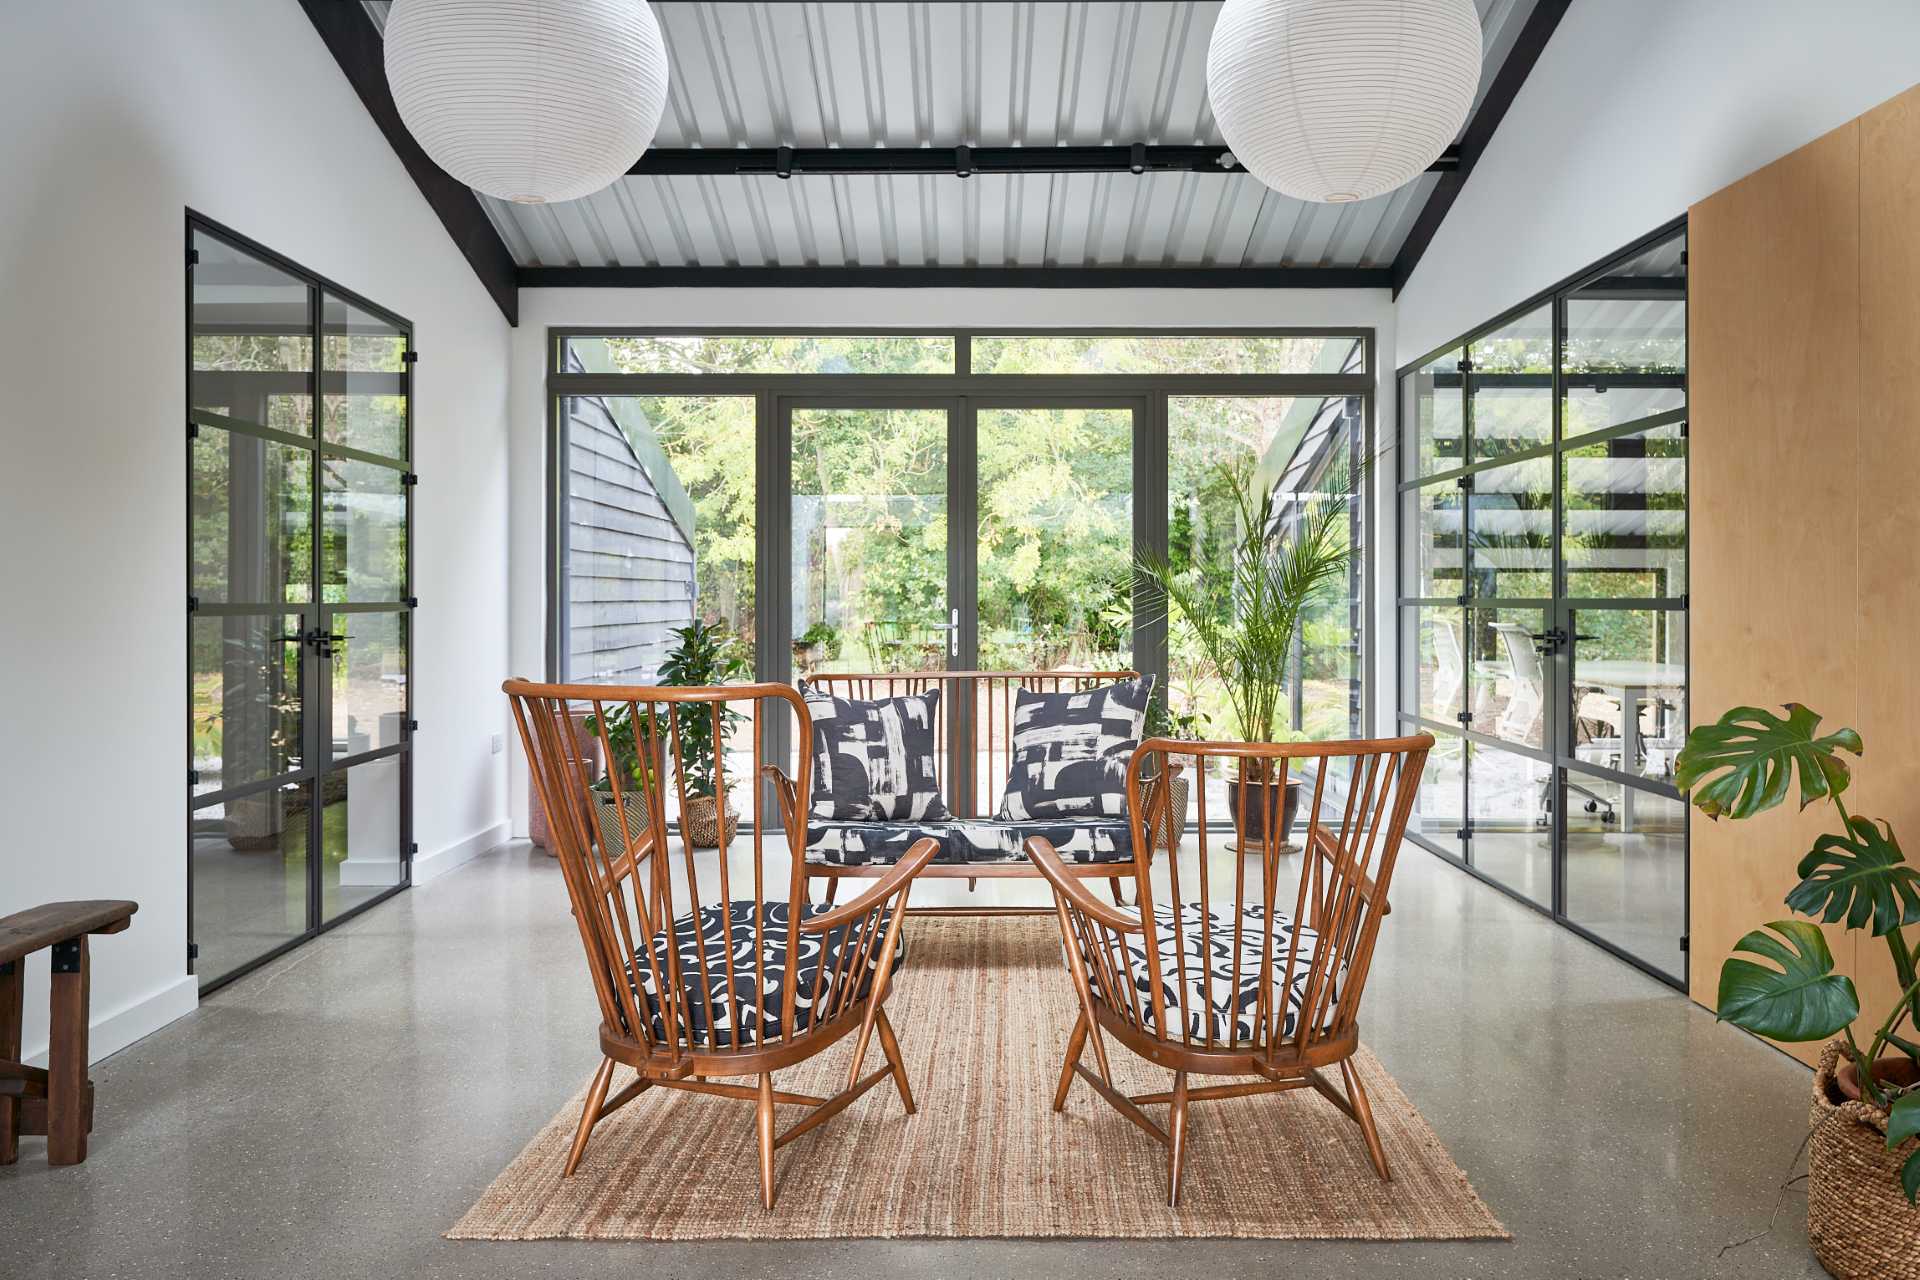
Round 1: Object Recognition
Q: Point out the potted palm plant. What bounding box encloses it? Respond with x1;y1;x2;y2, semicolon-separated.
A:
1139;467;1355;852
1675;704;1920;1279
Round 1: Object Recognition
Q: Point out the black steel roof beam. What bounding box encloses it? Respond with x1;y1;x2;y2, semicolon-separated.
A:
630;144;1462;179
518;265;1395;289
1389;0;1572;297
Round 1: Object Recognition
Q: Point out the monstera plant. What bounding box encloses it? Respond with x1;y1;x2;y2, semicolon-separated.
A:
1677;704;1920;1210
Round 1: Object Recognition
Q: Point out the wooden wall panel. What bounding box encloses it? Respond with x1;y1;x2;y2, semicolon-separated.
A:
1687;119;1861;1065
1688;81;1920;1066
1853;84;1920;1031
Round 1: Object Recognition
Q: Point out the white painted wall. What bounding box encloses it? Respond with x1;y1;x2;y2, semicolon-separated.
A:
0;0;513;1064
507;287;1401;836
1396;0;1920;366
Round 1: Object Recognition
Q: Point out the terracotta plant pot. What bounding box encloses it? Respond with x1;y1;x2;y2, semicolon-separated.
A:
1809;1040;1920;1279
1225;773;1303;853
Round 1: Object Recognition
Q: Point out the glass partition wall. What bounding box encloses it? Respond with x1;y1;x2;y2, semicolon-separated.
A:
550;331;1374;828
188;215;414;991
1397;222;1688;983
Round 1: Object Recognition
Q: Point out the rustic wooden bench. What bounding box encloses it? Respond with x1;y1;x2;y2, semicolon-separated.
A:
1;899;138;1165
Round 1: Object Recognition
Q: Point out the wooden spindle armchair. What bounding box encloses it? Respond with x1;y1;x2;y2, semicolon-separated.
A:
1027;733;1432;1206
504;679;938;1209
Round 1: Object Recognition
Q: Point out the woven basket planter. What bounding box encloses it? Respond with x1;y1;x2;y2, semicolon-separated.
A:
591;791;651;858
1809;1039;1920;1279
1138;774;1190;850
680;793;738;850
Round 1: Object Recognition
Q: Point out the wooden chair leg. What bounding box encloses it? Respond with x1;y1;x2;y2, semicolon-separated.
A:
1053;1011;1088;1111
875;1008;915;1114
0;958;21;1165
1341;1057;1392;1182
1107;877;1126;907
562;1057;616;1177
47;937;88;1166
756;1071;778;1210
1165;1069;1190;1208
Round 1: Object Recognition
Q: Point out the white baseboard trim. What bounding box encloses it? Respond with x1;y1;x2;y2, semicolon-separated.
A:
412;820;511;885
24;973;199;1069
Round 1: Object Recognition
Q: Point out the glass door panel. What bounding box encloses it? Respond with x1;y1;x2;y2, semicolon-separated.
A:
975;406;1133;671
789;406;951;674
1564;777;1686;976
189;780;313;987
1467;304;1553;463
1467;743;1553;905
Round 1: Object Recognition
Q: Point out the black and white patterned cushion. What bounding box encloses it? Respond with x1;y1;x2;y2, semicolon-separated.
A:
1090;903;1337;1044
805;820;957;866
986;820;1134;864
996;676;1154;821
802;686;949;822
631;900;905;1048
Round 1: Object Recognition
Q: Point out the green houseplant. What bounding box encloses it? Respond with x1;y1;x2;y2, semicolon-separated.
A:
657;619;747;848
1139;467;1354;851
1676;703;1920;1278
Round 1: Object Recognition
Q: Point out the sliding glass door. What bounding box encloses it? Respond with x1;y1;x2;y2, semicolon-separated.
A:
1397;223;1687;983
188;216;413;990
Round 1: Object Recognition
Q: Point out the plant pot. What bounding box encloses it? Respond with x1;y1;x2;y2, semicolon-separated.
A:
1809;1039;1920;1279
1137;773;1191;851
681;793;738;850
591;790;652;859
1225;774;1303;853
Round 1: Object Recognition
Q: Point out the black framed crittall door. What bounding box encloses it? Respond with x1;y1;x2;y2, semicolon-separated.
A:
187;214;415;992
1397;220;1688;985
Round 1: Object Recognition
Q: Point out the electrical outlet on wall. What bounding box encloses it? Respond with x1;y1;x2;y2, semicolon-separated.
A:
490;733;505;755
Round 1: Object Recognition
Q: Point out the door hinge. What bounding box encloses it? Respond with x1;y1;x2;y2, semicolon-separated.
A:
187;420;199;439
1679;935;1689;953
404;596;419;608
1455;826;1473;842
1455;711;1474;726
187;247;200;269
400;472;418;487
401;350;418;365
407;719;420;733
1455;475;1473;491
408;842;419;857
188;768;200;787
187;941;200;963
187;595;200;613
1456;356;1473;374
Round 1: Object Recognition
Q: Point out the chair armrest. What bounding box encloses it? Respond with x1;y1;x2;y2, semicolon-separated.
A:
759;763;802;835
1023;837;1145;932
797;837;940;934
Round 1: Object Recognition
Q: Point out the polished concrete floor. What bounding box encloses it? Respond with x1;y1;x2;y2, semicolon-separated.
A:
1;840;1825;1279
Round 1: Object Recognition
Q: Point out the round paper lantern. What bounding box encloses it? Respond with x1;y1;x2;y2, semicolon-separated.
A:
384;0;669;205
1207;0;1482;204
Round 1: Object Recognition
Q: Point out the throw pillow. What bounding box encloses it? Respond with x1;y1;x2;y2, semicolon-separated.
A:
801;686;949;822
996;675;1154;821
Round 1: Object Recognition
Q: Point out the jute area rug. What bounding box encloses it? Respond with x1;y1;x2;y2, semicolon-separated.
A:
449;917;1507;1242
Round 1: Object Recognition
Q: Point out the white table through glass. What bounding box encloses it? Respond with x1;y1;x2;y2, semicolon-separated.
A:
1571;659;1687;830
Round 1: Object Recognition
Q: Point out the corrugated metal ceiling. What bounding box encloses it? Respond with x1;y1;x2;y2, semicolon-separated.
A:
364;1;1539;273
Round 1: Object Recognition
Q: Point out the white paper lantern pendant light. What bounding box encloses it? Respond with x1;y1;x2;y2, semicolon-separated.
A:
384;0;670;206
1207;0;1483;205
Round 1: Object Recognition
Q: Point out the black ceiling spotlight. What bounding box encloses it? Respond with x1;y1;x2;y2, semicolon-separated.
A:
774;144;793;180
955;144;972;179
1129;143;1147;175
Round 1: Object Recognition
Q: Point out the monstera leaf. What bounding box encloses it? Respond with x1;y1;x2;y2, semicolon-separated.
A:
1675;704;1862;820
1787;817;1920;936
1890;1095;1920;1204
1716;920;1859;1042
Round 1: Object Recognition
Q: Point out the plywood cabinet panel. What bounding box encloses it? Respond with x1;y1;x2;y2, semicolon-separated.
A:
1687;80;1920;1067
1852;84;1920;1033
1687;119;1860;1065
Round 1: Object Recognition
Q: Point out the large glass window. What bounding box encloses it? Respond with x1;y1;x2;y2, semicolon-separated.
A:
1396;224;1687;983
553;330;1375;782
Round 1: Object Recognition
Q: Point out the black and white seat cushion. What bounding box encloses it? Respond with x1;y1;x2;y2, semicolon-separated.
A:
996;676;1153;821
1091;903;1338;1044
801;685;948;822
631;900;904;1048
803;817;1136;866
